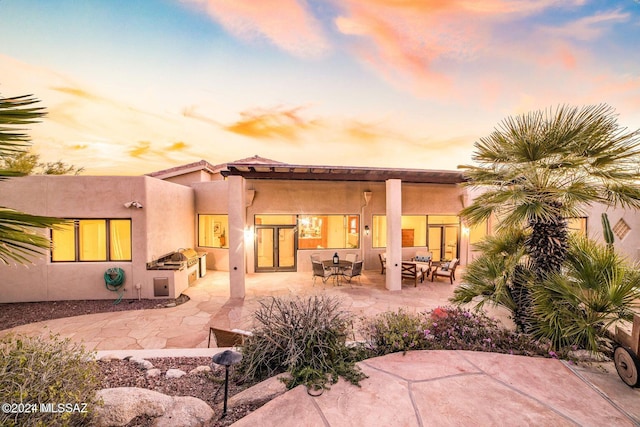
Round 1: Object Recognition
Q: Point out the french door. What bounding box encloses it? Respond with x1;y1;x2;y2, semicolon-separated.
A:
428;225;459;262
255;226;297;272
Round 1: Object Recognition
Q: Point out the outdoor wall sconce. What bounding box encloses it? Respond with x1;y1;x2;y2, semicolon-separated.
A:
124;201;143;209
364;225;370;235
244;226;254;241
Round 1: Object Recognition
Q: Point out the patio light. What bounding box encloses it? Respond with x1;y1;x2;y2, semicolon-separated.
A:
211;349;243;418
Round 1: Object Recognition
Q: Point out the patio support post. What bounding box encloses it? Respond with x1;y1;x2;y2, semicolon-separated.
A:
228;175;246;299
386;179;402;291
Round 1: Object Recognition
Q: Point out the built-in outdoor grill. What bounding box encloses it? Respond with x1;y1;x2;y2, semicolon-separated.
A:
148;248;199;270
172;248;199;268
148;248;202;287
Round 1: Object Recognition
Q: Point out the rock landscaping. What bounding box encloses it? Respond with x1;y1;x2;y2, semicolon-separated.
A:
97;355;287;427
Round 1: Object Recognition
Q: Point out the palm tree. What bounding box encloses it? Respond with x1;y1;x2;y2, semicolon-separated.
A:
0;93;64;265
532;235;640;352
459;104;640;329
451;227;536;331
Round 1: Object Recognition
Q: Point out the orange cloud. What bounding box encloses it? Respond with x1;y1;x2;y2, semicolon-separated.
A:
224;106;319;141
167;141;188;151
181;0;330;58
51;86;103;102
128;141;152;158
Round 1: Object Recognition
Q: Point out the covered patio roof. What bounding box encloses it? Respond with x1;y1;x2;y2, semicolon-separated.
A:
221;162;466;184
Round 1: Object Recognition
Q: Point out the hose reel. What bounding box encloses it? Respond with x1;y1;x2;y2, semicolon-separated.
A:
104;267;125;305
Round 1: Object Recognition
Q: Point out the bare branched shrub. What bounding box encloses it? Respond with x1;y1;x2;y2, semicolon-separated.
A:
237;296;366;391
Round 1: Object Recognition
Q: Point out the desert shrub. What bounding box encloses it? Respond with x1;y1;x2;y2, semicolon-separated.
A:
237;296;367;391
421;306;545;356
0;333;100;427
361;306;545;357
361;309;428;356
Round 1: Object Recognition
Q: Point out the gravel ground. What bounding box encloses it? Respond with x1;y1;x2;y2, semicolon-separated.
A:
1;297;267;426
0;296;188;331
98;357;264;426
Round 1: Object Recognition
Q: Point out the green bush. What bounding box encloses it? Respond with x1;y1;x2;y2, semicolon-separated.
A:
0;333;100;427
361;306;545;357
237;296;367;391
531;235;640;353
361;309;427;356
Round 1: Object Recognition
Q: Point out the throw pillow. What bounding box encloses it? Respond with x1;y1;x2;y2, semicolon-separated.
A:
440;262;450;271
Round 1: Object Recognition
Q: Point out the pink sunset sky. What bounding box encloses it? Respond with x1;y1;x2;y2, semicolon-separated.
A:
1;0;639;175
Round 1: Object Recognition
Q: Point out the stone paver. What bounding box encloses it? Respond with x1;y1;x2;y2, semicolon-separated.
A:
234;351;639;427
2;270;639;425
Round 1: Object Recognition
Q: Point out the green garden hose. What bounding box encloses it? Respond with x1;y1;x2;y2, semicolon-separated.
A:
104;267;125;305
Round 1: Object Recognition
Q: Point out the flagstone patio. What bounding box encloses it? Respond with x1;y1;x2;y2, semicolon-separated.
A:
2;268;512;351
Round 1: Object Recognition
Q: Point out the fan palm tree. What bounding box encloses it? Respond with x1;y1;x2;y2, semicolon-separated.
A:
532;235;640;352
451;227;535;331
459;104;640;329
0;93;65;265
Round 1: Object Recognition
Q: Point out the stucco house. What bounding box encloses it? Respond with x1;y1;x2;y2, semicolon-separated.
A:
1;156;638;303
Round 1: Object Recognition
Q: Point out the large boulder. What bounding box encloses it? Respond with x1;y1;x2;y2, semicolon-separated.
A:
228;373;290;407
94;387;214;427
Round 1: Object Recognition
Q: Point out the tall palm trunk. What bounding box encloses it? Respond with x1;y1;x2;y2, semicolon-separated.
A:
526;214;568;277
514;202;569;332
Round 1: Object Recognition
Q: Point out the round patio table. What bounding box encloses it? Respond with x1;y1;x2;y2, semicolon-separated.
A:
322;260;352;285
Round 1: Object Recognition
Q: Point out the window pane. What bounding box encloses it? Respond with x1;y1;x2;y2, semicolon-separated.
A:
79;220;107;261
298;215;359;249
255;215;296;225
110;220;132;261
428;215;459;225
373;215;428;248
401;216;427;247
373;215;386;248
198;215;228;248
51;223;75;261
469;220;488;246
567;217;587;235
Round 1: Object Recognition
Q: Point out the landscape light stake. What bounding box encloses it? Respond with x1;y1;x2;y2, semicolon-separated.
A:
211;349;243;418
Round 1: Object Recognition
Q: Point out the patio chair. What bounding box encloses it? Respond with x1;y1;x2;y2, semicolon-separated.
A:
310;253;321;263
379;253;387;274
312;260;332;285
431;258;459;284
208;327;252;348
343;253;358;272
342;260;363;283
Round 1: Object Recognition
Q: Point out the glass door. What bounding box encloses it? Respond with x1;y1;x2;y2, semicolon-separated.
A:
255;226;297;272
428;225;459;261
428;226;443;261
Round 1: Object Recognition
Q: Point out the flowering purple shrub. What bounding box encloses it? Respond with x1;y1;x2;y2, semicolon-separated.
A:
361;306;546;357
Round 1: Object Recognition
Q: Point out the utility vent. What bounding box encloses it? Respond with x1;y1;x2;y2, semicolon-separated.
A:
612;218;631;241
